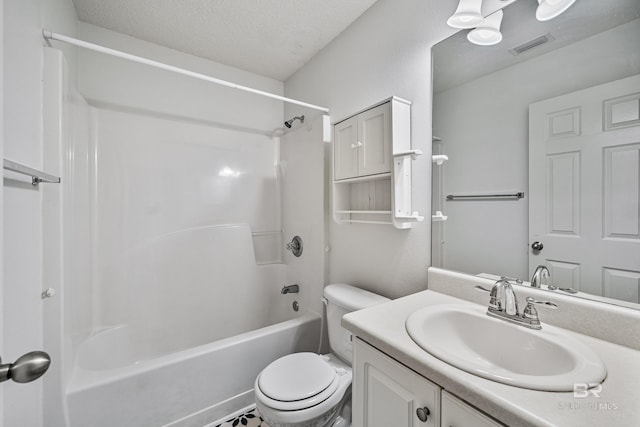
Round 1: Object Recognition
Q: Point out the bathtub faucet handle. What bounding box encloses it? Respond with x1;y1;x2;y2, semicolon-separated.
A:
285;236;303;257
281;284;299;294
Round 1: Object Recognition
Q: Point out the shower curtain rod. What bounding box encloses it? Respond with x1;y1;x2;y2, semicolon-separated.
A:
42;29;330;114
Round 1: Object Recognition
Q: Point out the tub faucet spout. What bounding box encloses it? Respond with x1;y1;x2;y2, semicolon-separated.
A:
281;284;299;294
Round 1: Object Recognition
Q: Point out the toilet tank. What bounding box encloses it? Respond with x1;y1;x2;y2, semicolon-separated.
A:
324;284;390;365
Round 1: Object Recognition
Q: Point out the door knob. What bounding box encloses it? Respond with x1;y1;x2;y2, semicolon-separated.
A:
416;406;430;422
0;351;51;384
531;241;544;252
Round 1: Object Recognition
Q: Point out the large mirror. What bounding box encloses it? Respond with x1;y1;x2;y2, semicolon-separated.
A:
432;0;640;309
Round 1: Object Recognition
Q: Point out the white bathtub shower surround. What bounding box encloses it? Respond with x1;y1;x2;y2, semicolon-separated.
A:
66;223;312;427
88;102;287;351
92;107;282;268
41;24;319;426
68;312;321;427
92;224;292;361
93;223;294;364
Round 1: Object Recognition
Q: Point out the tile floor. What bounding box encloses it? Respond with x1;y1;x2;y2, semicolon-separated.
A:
213;407;271;427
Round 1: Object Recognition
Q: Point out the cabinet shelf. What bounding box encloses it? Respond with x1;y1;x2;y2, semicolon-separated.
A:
334;173;391;184
335;210;393;215
334;209;394;226
342;219;393;225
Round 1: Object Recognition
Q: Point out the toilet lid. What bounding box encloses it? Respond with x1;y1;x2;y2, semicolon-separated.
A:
258;353;338;402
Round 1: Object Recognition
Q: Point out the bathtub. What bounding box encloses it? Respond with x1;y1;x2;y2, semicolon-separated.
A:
66;311;321;427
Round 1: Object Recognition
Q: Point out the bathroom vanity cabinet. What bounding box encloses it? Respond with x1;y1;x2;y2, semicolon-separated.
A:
353;337;440;427
332;97;422;228
440;390;504;427
345;281;640;426
353;338;504;427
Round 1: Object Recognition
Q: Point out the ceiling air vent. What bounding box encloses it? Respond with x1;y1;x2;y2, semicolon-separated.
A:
509;33;555;56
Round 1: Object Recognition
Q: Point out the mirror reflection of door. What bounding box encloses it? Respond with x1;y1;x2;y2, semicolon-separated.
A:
529;75;640;303
431;0;640;307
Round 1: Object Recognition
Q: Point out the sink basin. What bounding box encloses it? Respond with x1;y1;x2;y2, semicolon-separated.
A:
405;304;607;391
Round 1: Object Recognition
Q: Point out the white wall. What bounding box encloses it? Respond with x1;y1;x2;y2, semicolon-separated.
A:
280;115;327;330
284;0;460;299
434;19;640;280
2;0;77;426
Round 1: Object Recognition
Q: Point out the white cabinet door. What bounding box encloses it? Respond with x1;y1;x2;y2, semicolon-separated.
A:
334;115;359;180
334;102;392;180
358;102;392;177
441;391;504;427
529;75;640;301
353;338;440;427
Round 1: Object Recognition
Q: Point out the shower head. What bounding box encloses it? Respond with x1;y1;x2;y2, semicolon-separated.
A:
284;115;305;128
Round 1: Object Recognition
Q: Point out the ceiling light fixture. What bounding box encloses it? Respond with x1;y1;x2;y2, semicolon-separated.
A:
535;0;577;21
467;9;503;46
447;0;484;29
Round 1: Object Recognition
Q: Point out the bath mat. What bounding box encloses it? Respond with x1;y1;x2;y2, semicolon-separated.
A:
214;408;271;427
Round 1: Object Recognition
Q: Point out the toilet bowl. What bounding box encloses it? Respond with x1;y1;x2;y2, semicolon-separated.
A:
254;284;389;427
255;352;351;427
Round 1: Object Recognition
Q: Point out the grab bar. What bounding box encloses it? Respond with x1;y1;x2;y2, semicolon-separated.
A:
446;192;524;200
3;159;61;185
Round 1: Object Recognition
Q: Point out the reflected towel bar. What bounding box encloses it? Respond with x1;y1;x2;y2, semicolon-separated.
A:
446;192;524;200
3;159;61;185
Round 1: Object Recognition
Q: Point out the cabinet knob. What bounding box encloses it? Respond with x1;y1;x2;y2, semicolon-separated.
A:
416;406;430;422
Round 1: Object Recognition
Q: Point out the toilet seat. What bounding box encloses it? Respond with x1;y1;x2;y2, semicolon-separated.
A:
256;353;340;411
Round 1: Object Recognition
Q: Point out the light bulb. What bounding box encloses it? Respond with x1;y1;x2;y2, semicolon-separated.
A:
447;0;484;29
467;10;503;46
536;0;577;21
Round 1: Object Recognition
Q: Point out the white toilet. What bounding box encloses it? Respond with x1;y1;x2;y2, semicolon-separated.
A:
254;284;389;427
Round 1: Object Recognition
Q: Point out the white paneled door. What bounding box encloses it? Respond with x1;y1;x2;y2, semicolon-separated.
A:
529;74;640;303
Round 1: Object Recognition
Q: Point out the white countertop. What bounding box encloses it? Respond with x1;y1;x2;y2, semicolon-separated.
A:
342;290;640;427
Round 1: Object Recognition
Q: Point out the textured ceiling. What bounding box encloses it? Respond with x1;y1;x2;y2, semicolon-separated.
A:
71;0;378;81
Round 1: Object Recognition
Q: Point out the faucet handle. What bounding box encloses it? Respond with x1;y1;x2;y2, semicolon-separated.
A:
525;296;558;309
500;276;523;285
522;297;558;329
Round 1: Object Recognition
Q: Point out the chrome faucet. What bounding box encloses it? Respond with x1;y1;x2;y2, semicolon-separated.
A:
476;278;558;330
488;278;519;316
531;265;550;288
281;284;299;294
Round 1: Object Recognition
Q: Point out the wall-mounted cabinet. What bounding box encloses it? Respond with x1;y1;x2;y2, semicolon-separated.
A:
334;102;392;180
332;97;423;229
